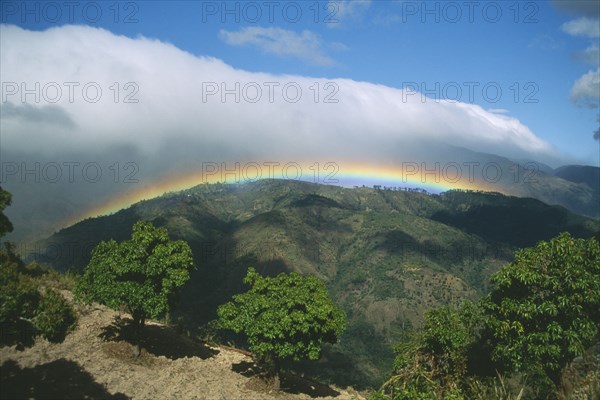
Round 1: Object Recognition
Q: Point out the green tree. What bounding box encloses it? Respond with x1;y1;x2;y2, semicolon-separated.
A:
0;188;76;348
378;302;481;400
376;232;600;399
75;221;194;355
217;267;346;389
1;259;78;347
482;232;600;395
0;186;13;238
0;250;40;347
1;241;76;347
34;289;78;343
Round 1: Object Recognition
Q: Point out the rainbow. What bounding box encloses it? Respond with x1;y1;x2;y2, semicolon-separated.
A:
66;161;500;227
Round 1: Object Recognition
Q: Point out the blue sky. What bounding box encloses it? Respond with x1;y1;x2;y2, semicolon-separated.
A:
4;0;599;163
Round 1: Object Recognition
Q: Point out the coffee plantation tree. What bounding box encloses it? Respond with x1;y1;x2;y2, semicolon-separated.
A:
217;267;346;389
1;249;77;347
0;185;13;238
378;302;483;400
374;232;600;399
482;232;600;397
1;186;76;347
76;221;194;356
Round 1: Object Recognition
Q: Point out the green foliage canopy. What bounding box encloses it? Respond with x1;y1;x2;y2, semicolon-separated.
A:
1;245;77;346
377;232;600;399
0;250;39;345
76;221;194;327
383;303;481;400
1;189;76;346
33;289;77;343
483;232;600;388
217;267;346;364
0;186;13;238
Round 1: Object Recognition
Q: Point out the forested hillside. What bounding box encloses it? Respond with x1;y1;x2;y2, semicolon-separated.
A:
31;180;600;386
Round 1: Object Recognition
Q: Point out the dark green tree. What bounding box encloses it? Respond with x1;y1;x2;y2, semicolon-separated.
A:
75;221;194;355
0;186;13;238
0;251;40;347
376;232;600;399
33;289;77;343
482;232;600;395
217;267;346;389
379;302;481;399
1;188;76;347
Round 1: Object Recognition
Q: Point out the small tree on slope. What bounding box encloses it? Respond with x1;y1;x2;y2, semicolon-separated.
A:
217;267;346;390
76;221;194;356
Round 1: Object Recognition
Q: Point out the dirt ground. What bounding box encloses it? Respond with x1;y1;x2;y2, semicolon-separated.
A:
0;291;366;400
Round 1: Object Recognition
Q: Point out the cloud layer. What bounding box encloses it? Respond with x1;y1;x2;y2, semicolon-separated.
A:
0;24;561;241
1;24;556;160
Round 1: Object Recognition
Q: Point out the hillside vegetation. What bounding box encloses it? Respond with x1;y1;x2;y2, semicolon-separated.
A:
1;288;365;400
31;180;600;387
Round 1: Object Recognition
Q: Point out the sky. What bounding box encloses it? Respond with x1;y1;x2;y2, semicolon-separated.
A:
0;0;599;242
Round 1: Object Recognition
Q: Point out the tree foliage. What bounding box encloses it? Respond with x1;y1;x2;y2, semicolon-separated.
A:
1;245;76;347
0;189;76;347
33;288;78;343
76;221;194;331
217;267;346;381
0;186;13;238
0;248;40;347
379;303;481;400
375;232;600;399
482;232;600;393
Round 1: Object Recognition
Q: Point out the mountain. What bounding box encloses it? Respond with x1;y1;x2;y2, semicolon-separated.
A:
29;180;600;388
553;165;600;189
422;145;600;218
3;144;599;246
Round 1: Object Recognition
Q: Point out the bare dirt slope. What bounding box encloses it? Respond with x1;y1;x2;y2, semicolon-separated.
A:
0;291;365;400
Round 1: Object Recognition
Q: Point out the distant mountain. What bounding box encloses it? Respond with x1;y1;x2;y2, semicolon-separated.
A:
28;180;600;388
508;158;555;175
553;165;600;188
429;145;600;218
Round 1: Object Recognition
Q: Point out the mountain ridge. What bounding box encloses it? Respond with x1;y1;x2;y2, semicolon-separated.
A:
3;144;599;245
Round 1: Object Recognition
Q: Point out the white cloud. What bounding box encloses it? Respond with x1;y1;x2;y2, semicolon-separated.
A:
0;24;565;241
574;43;600;66
332;0;372;24
0;24;557;161
219;27;334;66
571;68;600;108
330;42;350;52
561;17;600;38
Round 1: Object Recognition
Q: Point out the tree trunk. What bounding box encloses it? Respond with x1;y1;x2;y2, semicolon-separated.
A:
130;309;145;358
259;353;280;391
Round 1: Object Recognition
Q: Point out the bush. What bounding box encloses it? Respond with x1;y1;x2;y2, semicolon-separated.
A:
34;289;77;343
1;254;77;346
